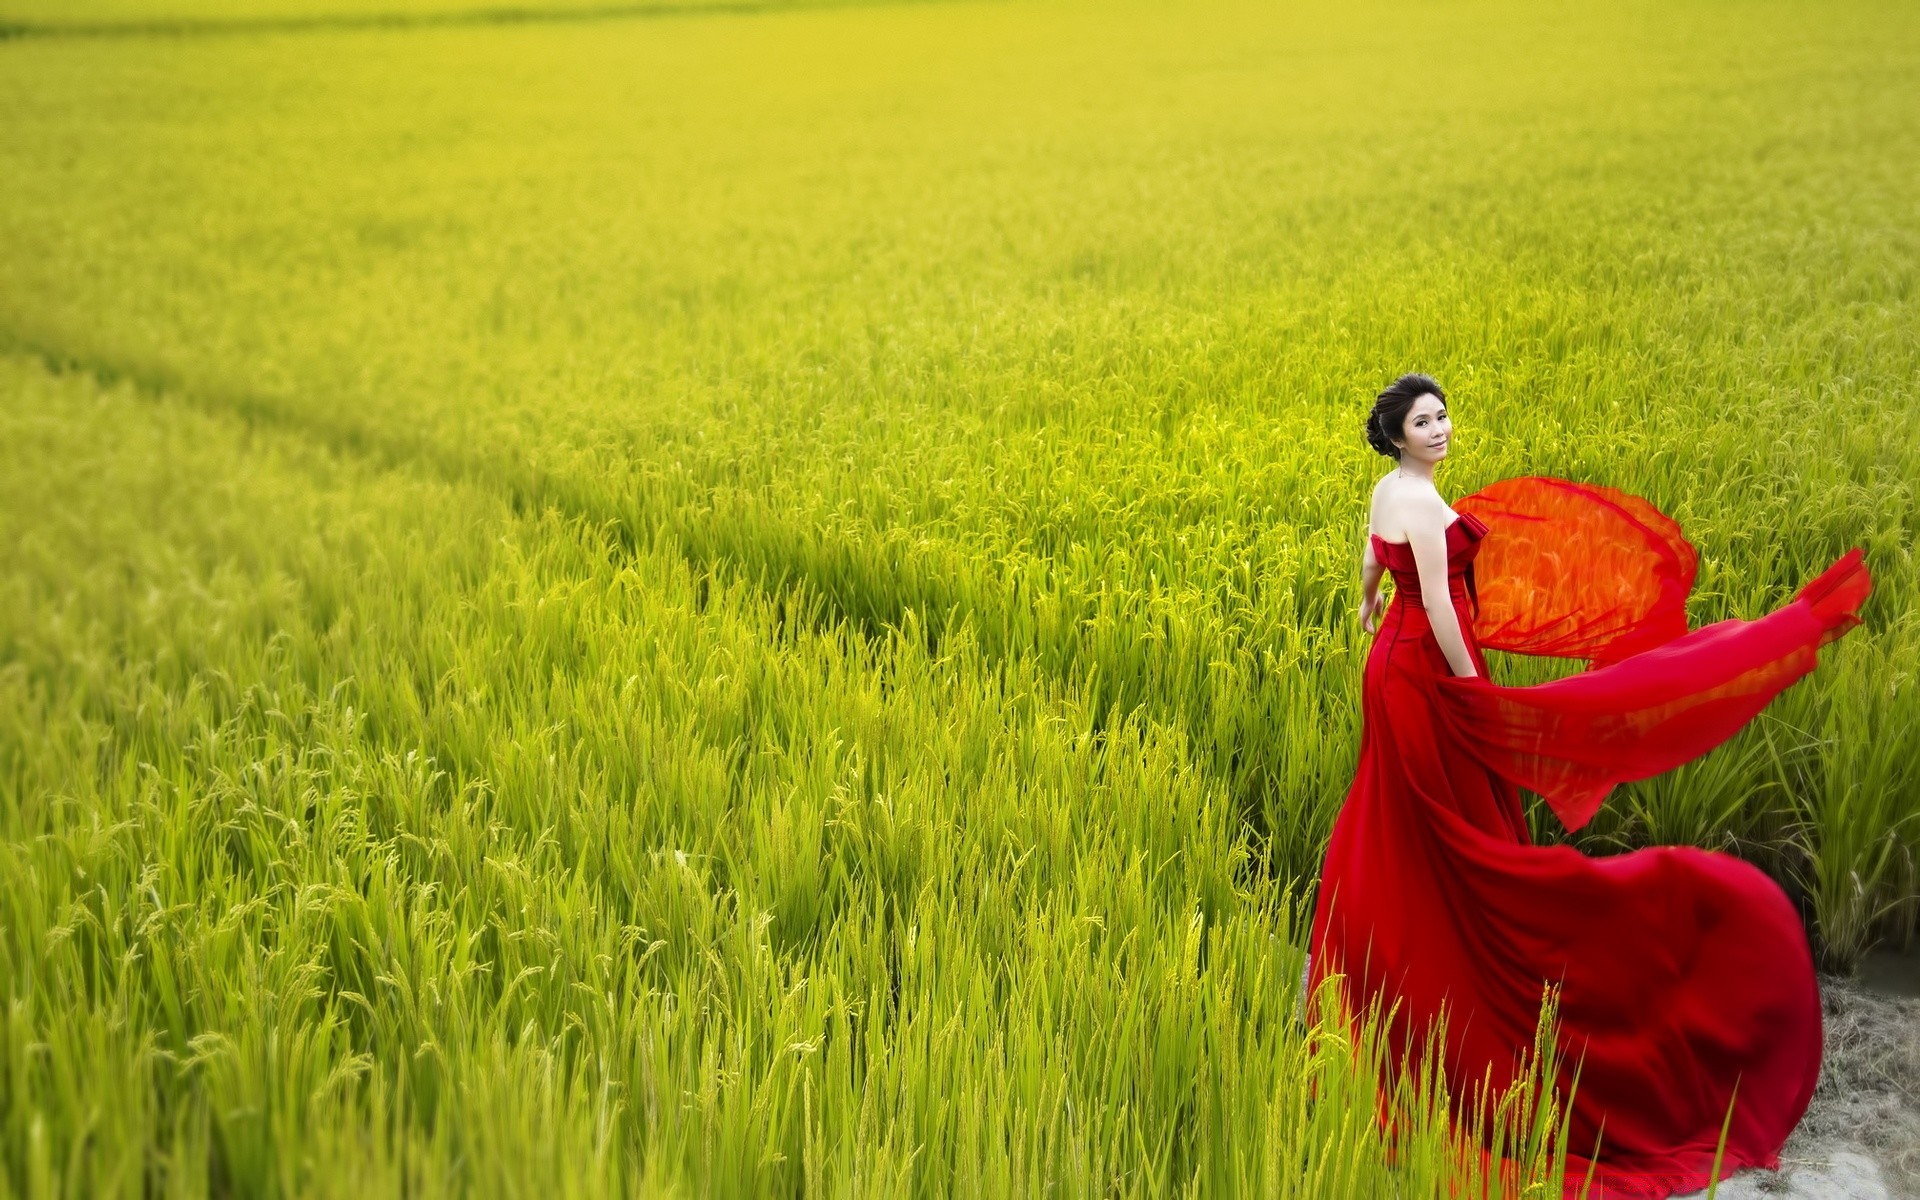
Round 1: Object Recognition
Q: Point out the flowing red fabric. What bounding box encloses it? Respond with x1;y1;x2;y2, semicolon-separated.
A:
1308;476;1869;1199
1456;477;1697;666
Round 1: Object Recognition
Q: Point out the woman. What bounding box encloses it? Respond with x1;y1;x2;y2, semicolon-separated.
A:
1308;374;1871;1198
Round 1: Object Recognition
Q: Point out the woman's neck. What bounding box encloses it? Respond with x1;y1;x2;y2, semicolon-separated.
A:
1397;458;1436;485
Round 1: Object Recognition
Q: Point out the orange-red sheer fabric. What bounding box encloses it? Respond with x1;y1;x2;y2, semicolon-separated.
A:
1457;476;1696;664
1309;476;1868;1199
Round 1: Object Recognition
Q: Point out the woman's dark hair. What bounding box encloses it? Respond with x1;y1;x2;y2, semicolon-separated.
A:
1365;374;1446;459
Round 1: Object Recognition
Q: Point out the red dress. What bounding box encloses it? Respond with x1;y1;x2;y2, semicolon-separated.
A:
1307;477;1871;1198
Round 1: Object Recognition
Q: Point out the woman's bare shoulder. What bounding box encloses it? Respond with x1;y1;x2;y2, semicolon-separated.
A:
1367;474;1395;535
1370;475;1447;542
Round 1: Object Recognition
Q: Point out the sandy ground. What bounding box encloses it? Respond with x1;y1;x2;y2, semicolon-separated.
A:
1679;975;1919;1200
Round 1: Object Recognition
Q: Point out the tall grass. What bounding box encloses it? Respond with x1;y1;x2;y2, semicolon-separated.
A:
1;0;1915;1190
0;356;1587;1195
0;0;1912;946
0;0;869;33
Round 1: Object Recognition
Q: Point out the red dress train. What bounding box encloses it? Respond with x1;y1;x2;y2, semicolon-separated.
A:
1307;476;1871;1199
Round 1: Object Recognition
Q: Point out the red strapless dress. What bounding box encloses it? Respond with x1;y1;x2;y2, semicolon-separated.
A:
1307;476;1871;1198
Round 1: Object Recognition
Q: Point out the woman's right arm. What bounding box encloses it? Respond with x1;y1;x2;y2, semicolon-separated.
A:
1358;534;1386;633
1406;505;1478;678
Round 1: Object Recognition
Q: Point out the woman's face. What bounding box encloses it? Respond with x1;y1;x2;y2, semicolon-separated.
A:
1396;393;1451;465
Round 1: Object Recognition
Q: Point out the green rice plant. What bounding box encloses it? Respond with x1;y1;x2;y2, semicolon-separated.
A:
0;0;880;34
0;354;1594;1194
2;0;1917;1186
1777;630;1920;970
1;0;1911;957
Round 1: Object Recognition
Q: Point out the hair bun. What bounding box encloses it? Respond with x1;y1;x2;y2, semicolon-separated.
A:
1364;410;1400;459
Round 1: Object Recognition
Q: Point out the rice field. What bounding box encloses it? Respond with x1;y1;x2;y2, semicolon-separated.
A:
1;0;1916;1194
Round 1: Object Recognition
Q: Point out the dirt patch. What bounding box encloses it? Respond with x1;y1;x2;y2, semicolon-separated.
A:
1685;975;1920;1199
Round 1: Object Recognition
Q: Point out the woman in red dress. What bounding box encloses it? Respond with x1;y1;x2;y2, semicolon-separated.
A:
1308;374;1872;1198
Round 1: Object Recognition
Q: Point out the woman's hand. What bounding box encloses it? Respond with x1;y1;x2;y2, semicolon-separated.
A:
1359;590;1384;634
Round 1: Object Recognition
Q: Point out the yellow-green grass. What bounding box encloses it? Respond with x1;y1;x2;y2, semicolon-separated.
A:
0;0;1916;1191
0;0;869;35
3;0;1915;955
0;354;1580;1194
